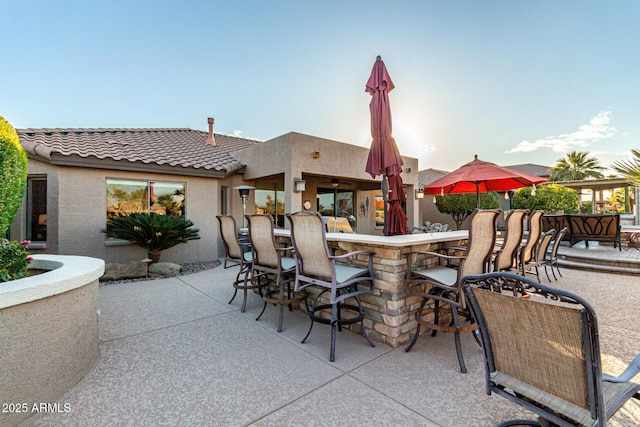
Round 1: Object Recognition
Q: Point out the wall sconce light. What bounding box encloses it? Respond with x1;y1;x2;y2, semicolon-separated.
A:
294;178;306;193
312;151;320;159
415;188;424;199
531;185;537;196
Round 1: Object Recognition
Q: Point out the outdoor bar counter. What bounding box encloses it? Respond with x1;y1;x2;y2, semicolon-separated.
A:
274;229;469;348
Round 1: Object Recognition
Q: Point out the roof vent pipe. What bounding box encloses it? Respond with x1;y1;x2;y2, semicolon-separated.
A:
206;117;216;146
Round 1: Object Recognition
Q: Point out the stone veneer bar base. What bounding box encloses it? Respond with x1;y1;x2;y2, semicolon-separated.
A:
0;255;105;427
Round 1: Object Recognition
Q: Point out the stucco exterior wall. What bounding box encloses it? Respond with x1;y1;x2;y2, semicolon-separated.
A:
234;132;420;232
16;159;226;264
0;273;99;427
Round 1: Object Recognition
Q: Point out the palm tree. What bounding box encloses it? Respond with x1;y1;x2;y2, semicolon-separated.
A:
612;149;640;187
549;150;605;181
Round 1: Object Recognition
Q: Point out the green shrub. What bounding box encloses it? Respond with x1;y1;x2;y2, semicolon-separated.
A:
0;116;28;236
512;184;579;213
103;213;200;263
435;192;499;229
0;239;32;282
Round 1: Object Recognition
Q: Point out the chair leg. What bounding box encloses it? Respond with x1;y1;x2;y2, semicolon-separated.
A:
555;262;562;278
330;302;338;362
277;273;285;333
543;264;551;282
240;267;251;313
352;293;375;348
405;298;427;353
450;305;467;373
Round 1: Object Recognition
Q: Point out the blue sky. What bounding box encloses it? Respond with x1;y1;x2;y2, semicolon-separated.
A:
2;0;639;172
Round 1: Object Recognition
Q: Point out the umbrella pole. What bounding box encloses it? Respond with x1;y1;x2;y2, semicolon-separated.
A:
382;175;389;236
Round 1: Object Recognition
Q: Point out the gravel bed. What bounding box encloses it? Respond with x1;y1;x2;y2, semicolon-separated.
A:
99;259;221;286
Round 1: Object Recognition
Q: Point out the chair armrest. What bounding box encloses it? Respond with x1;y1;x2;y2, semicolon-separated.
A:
330;250;374;260
603;353;640;383
408;250;466;261
275;245;293;252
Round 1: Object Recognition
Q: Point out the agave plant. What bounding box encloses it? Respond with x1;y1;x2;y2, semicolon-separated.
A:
104;213;200;263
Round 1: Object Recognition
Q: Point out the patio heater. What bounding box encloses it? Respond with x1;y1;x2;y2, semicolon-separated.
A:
233;185;255;232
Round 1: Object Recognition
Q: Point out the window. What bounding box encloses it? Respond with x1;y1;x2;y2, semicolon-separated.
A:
375;196;384;227
106;179;185;222
220;186;228;215
255;183;285;228
26;176;47;242
317;188;354;217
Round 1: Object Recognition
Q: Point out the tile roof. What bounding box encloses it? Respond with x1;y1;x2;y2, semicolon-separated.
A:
418;168;449;186
503;163;551;177
17;127;259;177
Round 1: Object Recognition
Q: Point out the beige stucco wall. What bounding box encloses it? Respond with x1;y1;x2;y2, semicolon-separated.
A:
0;280;98;427
14;159;232;264
234;132;420;233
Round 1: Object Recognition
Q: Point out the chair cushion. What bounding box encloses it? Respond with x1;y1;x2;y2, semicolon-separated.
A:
412;266;457;287
243;252;253;262
335;264;369;284
281;256;295;271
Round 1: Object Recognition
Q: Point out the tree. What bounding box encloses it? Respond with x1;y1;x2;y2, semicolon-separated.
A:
0;116;28;236
549;150;604;181
612;149;640;187
511;184;579;213
435;192;499;229
103;213;200;263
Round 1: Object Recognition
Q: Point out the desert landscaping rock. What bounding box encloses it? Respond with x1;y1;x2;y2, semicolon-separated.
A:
101;262;147;281
148;262;182;277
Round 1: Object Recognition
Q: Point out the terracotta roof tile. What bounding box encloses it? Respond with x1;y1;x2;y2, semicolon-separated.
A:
419;168;449;186
503;163;551;177
17;127;259;176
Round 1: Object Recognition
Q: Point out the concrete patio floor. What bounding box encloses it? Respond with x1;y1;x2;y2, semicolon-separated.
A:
23;252;640;426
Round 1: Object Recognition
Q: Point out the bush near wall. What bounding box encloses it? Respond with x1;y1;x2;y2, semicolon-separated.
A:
512;184;579;213
0;116;28;236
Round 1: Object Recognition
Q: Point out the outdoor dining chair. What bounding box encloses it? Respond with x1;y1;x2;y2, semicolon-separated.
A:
217;215;267;313
286;211;375;362
462;272;640;426
246;214;305;332
522;228;556;282
544;226;567;280
493;209;527;272
518;210;544;276
404;208;500;373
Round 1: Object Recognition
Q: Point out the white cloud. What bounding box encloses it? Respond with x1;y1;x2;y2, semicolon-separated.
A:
506;111;617;154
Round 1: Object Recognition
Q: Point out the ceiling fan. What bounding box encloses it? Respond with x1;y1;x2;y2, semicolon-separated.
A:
320;178;350;188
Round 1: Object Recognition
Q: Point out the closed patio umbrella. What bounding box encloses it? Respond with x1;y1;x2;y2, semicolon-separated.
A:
424;155;548;208
364;56;407;235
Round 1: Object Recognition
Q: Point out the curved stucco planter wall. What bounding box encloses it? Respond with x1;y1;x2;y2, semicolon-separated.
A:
0;255;104;427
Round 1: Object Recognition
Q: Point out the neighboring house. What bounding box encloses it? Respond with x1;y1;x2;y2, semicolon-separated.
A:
11;120;421;264
11;119;257;264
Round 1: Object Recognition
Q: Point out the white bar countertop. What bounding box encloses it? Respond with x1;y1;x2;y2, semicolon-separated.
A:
274;229;468;247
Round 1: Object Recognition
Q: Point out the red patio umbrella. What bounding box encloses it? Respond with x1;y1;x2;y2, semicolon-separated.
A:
424;155;548;208
364;56;407;235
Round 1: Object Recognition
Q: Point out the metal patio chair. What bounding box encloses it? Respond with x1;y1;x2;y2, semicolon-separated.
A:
522;228;556;282
217;215;267;312
518;210;544;276
462;272;640;427
246;214;305;332
545;226;567;280
404;209;500;373
286;211;375;362
494;209;528;272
